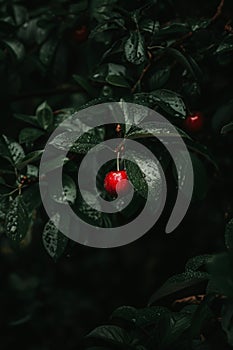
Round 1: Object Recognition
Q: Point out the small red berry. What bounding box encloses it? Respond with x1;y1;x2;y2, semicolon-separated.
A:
184;112;204;132
73;25;88;43
104;170;130;196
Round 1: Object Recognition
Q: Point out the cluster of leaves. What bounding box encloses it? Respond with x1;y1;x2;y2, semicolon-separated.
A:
0;94;226;260
0;0;89;96
83;219;233;350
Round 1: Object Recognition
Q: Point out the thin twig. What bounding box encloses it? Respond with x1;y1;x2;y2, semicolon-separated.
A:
131;51;153;94
211;0;225;22
172;31;193;47
116;151;120;171
172;294;205;307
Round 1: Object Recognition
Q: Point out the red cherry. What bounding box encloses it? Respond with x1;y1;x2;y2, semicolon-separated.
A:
73;25;88;43
104;170;130;196
184;112;204;132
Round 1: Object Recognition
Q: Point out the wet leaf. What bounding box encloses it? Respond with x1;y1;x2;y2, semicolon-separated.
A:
49;174;77;205
152;89;187;118
124;31;146;65
5;196;30;243
36;101;53;130
42;213;68;261
19;128;44;144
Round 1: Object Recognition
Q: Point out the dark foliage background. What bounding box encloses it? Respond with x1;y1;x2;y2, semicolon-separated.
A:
0;0;233;349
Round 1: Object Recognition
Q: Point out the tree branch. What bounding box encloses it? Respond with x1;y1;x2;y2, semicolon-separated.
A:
211;0;225;22
131;51;153;94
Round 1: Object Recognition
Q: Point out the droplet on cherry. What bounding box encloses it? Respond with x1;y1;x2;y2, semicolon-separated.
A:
104;170;130;196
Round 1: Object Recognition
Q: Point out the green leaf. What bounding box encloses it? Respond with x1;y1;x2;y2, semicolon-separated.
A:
215;35;233;55
133;92;159;107
22;184;41;212
0;195;11;220
212;99;233;133
7;140;25;165
185;254;212;272
186;139;218;169
106;74;130;88
107;63;126;75
69;0;88;13
0;136;13;163
111;306;137;324
92;63;130;88
42;214;68;261
186;54;203;82
207;253;233;297
140;19;159;34
16;150;44;170
118;100;149;133
1;39;25;61
73;74;97;98
13;113;40;127
53;108;76;128
211;99;233;133
152;89;187;118
173;153;208;201
165;48;198;80
76;190;109;227
125;160;147;199
124;31;146;65
221;122;233;134
40;36;58;66
190;295;215;338
50;128;104;154
26;165;38;178
159;311;193;347
40;155;69;174
125;151;162;200
0;135;25;165
89;21;123;38
19;128;45;144
91;64;109;83
149;271;209;305
49;174;77;205
5;196;30;243
188;18;210;31
12;5;28;26
90;0;119;22
157;22;189;37
148;67;170;90
126;121;191;140
225;219;233;251
111;305;169;327
86;325;136;347
36;101;53;130
76;97;115;112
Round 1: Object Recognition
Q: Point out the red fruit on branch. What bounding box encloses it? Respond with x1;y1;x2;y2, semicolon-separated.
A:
73;25;88;43
104;170;130;196
184;112;204;132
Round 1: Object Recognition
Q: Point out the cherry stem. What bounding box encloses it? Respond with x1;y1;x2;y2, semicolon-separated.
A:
117;151;120;171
